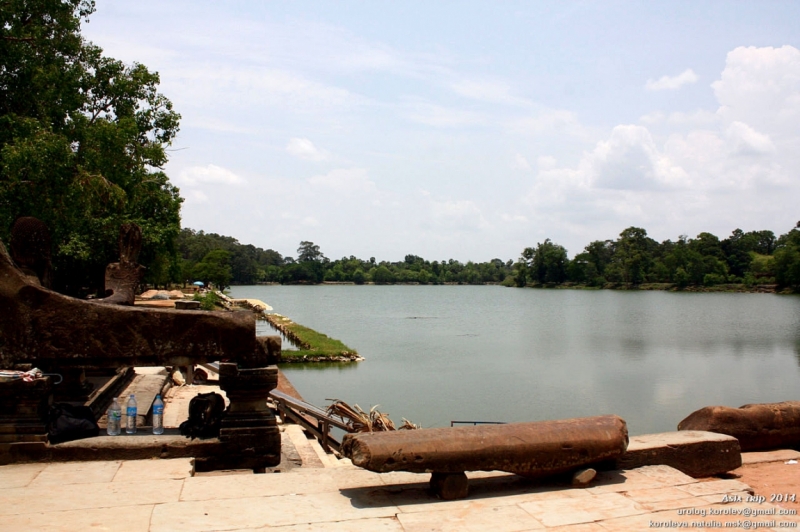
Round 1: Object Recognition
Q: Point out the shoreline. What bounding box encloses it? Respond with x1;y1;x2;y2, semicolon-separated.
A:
233;281;791;294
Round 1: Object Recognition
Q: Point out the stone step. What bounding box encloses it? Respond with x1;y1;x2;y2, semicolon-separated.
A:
615;430;741;477
99;369;169;430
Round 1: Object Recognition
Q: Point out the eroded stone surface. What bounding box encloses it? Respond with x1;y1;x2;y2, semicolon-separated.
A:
343;415;628;477
616;430;741;477
0;238;262;369
678;401;800;451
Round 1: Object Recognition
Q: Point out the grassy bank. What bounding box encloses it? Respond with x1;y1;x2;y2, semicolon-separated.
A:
263;314;361;362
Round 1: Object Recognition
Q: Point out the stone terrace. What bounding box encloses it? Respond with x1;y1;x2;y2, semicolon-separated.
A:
1;449;799;531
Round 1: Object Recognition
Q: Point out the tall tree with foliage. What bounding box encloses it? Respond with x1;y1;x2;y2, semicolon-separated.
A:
530;239;569;284
607;227;656;284
193;249;232;290
0;0;182;295
774;223;800;290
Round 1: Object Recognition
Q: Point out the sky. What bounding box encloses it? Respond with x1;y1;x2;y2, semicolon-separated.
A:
80;1;800;262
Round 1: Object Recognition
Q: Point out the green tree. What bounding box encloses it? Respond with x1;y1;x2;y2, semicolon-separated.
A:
530;239;569;284
372;265;394;284
612;227;656;284
721;229;753;279
774;246;800;289
193;249;231;290
0;0;182;295
352;268;366;285
515;247;534;286
297;241;324;262
773;223;800;290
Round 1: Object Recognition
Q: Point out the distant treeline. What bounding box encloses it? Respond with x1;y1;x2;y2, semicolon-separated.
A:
176;230;513;288
176;222;800;291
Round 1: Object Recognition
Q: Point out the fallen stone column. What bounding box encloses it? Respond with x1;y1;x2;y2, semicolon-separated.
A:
343;415;628;476
678;401;800;452
343;415;627;499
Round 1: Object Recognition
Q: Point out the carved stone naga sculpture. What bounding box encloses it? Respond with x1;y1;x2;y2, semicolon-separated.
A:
101;223;146;306
0;219;270;369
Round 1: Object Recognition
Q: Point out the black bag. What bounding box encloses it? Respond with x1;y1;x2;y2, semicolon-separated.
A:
46;403;100;444
179;392;225;439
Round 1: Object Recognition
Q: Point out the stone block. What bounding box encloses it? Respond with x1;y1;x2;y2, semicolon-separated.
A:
174;300;200;310
678;401;800;451
615;430;741;477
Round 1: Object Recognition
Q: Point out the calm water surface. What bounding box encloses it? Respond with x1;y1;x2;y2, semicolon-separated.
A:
229;285;800;435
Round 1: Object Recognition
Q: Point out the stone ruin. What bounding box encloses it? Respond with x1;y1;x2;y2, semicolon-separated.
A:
0;218;280;470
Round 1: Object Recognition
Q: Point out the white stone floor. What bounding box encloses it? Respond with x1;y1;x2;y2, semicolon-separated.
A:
1;447;799;532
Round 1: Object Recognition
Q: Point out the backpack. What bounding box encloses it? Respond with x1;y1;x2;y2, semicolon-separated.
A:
46;403;100;444
179;392;225;439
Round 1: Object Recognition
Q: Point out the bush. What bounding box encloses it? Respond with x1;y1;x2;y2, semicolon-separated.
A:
703;273;726;286
193;291;221;310
352;268;366;285
500;275;516;287
372;265;394;285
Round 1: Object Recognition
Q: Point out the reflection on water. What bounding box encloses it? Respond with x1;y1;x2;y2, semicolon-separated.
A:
231;285;800;435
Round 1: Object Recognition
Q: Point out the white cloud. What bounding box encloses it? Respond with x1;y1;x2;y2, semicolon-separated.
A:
667;110;719;127
511;109;587;138
451;79;531;107
307;168;377;196
515;45;800;253
406;102;485;127
83;7;800;261
177;164;246;186
639;111;665;125
588;125;689;190
286;138;330;161
645;69;698;91
429;199;489;232
165;65;361;113
513;154;532;171
640;110;718;127
712;45;800;138
187;190;209;204
537;156;557;171
725;121;776;156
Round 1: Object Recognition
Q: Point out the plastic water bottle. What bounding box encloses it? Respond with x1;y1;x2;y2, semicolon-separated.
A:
126;394;137;434
152;394;164;435
107;398;121;436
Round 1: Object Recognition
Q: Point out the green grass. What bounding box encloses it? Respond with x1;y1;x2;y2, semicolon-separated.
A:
264;314;358;360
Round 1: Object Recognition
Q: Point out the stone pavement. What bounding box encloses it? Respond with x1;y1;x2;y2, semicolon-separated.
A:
1;448;799;531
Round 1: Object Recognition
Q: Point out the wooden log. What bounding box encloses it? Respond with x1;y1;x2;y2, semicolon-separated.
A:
678;401;800;452
341;415;628;478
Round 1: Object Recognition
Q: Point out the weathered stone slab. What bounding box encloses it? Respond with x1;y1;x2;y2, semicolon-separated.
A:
678;401;800;451
174;300;200;310
342;415;628;477
0;239;263;368
615;431;741;478
741;449;800;465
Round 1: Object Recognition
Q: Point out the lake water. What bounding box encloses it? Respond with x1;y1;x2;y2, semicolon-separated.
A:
228;285;800;436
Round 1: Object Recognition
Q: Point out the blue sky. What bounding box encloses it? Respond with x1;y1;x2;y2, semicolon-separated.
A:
82;1;800;261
